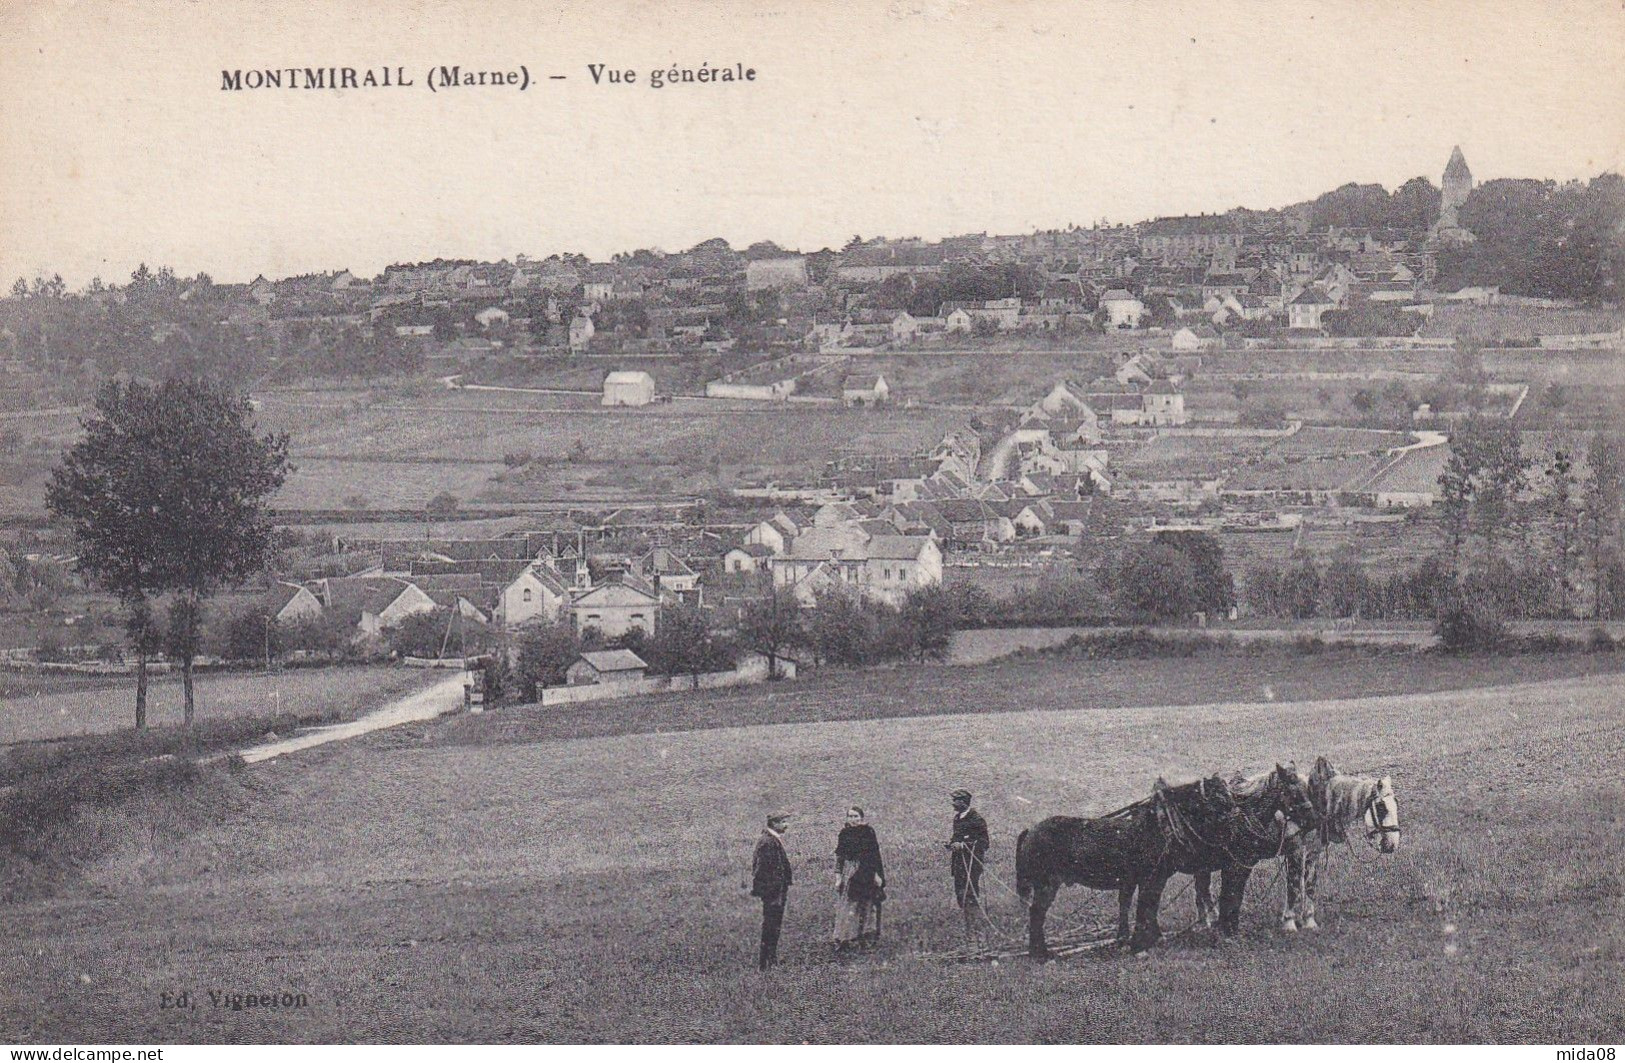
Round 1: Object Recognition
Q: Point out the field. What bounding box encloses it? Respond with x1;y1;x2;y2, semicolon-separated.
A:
0;665;436;745
242;388;968;505
0;650;1621;1042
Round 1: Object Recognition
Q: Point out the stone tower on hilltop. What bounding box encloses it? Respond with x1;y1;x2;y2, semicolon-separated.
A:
1431;145;1476;246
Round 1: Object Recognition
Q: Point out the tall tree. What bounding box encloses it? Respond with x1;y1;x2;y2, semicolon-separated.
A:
1582;433;1624;619
896;585;957;663
644;604;730;683
47;379;291;727
737;586;804;679
1544;446;1580;616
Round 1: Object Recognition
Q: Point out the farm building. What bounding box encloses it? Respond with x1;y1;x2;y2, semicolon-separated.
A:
565;649;648;686
602;371;656;407
842;374;891;407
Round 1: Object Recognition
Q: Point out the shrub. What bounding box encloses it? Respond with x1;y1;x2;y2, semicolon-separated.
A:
1435;595;1506;654
1587;627;1617;654
1113;544;1197;622
511;619;581;699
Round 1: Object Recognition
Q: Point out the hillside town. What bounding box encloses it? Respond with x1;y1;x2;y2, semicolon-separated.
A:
3;148;1623;687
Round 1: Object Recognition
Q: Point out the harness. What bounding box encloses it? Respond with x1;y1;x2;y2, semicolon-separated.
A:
1155;775;1305;867
1360;788;1402;849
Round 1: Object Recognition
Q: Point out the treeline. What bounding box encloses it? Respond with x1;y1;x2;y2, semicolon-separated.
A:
1302;178;1443;232
0;266;423;393
1438;174;1625;301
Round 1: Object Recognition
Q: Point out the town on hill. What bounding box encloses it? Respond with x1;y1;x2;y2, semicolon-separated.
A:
1;147;1622;692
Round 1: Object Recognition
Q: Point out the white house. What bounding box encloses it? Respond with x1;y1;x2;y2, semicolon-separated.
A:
1110;379;1189;427
1288;286;1339;330
1100;290;1146;330
1171;325;1220;351
723;542;775;574
842;374;891;407
569;313;595;352
744;512;799;555
317;577;438;643
474;306;510;329
571;577;660;639
890;312;919;344
497;564;571;627
602;370;656;407
771;531;941;606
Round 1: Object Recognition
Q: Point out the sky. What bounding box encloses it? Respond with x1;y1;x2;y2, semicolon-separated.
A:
2;0;1623;287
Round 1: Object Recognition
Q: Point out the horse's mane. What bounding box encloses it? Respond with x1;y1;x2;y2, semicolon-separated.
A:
1226;766;1285;802
1322;774;1379;832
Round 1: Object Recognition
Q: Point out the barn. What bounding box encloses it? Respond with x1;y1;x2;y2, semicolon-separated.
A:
602;371;656;407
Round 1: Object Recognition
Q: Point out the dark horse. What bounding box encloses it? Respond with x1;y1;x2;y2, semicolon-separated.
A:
1015;763;1318;956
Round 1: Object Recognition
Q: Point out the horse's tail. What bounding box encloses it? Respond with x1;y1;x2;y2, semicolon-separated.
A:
1015;827;1032;901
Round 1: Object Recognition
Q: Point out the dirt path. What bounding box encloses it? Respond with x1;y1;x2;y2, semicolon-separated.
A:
232;673;466;764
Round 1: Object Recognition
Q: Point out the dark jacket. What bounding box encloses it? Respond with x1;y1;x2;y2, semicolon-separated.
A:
950;808;990;859
751;829;792;904
835;824;886;903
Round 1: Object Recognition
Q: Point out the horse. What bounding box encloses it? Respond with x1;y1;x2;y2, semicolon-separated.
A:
1015;763;1318;957
1190;756;1401;932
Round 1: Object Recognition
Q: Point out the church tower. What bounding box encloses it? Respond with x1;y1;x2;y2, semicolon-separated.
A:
1431;146;1476;246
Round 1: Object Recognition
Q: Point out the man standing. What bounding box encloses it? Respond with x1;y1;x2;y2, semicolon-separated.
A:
834;806;885;952
947;788;990;936
751;813;793;970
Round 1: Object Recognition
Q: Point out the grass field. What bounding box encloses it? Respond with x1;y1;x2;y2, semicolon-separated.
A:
247;388;966;504
0;665;437;745
0;651;1620;1042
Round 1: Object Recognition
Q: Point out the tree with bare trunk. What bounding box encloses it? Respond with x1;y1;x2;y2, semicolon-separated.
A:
47;378;290;728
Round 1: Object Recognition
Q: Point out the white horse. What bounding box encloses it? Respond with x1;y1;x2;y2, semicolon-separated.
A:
1280;755;1400;931
1192;756;1400;932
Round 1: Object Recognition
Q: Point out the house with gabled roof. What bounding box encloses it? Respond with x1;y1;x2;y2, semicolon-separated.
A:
1100;289;1145;329
264;581;323;624
842;374;891;407
1288;285;1339;330
723;541;775;575
315;576;438;644
935;498;1016;547
633;546;701;604
566;649;649;686
571;576;660;639
498;563;572;628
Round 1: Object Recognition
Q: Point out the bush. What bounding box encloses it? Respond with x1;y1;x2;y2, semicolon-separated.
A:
213;607;279;663
1112;544;1196;622
1435;595;1507;653
35;630;66;663
281;611;357;659
424;492;459;516
511;619;581;699
1587;627;1617;654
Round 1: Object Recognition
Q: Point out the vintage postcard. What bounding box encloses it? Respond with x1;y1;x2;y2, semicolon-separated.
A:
1;0;1622;1048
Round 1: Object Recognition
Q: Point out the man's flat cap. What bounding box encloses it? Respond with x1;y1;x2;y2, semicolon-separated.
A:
950;789;972;801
